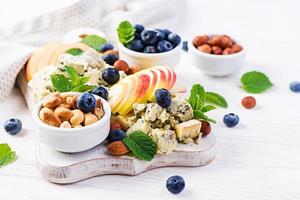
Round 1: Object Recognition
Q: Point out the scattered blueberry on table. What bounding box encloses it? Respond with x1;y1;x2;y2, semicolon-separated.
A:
102;68;120;85
155;89;172;108
289;81;300;92
182;41;188;52
108;129;126;143
3;118;22;135
91;86;109;100
77;93;96;113
166;175;185;194
223;113;239;127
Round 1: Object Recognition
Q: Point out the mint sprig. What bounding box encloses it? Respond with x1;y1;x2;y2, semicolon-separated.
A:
188;84;227;123
0;143;17;168
241;71;273;93
117;21;136;45
66;48;83;56
51;66;96;93
82;35;107;50
123;131;157;161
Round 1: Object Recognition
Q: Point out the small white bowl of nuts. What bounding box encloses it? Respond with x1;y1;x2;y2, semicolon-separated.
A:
33;92;111;153
190;34;246;77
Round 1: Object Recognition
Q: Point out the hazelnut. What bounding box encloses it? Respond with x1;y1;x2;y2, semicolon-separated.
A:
223;47;235;55
197;44;212;54
39;107;61;127
192;35;209;47
113;60;129;74
219;35;233;48
110;121;122;131
211;46;222;55
207;36;221;46
241;96;256;109
54;107;73;122
231;44;243;53
200;120;211;137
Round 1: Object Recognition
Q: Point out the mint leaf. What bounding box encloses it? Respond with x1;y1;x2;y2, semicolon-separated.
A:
123;131;157;161
205;92;228;108
64;65;81;87
241;71;273;93
201;105;216;113
72;84;96;92
66;48;83;56
82;35;107;50
51;74;72;92
0;143;17;168
188;84;206;110
193;110;216;123
117;21;136;45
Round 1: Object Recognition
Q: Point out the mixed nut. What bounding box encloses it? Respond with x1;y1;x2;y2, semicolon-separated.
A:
193;34;243;55
38;92;105;128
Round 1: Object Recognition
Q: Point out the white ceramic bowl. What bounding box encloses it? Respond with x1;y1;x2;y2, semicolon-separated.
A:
33;92;111;153
189;36;246;77
118;41;181;69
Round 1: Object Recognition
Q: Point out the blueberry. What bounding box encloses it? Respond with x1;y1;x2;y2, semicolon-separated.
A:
143;45;157;53
157;40;173;53
163;29;171;36
4;118;22;135
91;86;108;100
155;89;171;108
135;31;141;39
134;24;145;33
223;113;239;127
141;30;158;45
155;29;166;41
167;33;181;46
289;81;300;92
126;39;144;52
99;43;113;53
102;68;120;85
108;129;126;143
182;41;188;52
102;54;118;66
77;93;96;113
166;175;185;194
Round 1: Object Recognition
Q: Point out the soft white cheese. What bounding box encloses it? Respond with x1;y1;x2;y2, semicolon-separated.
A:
148;129;177;154
168;97;194;122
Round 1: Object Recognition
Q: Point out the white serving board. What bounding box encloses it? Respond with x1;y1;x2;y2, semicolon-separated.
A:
37;133;217;184
17;68;217;184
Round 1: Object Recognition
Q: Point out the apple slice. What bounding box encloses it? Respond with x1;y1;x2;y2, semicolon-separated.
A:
112;75;138;114
118;74;151;116
109;83;128;112
148;68;168;101
154;66;173;90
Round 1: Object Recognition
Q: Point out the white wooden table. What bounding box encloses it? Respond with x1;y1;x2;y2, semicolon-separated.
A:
1;0;300;199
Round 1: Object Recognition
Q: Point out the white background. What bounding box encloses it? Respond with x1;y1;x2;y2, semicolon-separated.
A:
1;0;300;199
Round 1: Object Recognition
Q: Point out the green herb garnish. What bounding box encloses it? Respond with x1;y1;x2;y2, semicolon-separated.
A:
66;48;84;56
51;66;96;93
241;71;273;93
81;35;107;50
205;92;228;108
123;131;157;161
117;20;136;45
188;84;227;123
0;143;17;168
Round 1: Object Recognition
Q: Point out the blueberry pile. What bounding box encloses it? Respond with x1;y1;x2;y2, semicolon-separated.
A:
126;24;181;53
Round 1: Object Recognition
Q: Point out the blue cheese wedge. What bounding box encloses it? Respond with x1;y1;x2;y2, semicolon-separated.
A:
127;118;151;134
168;97;193;123
174;119;202;142
148;129;177;154
144;103;163;122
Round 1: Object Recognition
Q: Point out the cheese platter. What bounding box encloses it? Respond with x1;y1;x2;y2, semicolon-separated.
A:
15;22;225;184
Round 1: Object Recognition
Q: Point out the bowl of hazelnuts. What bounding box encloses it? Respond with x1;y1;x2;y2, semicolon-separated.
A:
190;34;246;76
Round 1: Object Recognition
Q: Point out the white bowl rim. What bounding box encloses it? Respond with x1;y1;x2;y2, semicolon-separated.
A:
189;34;246;59
33;92;111;133
118;41;181;58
